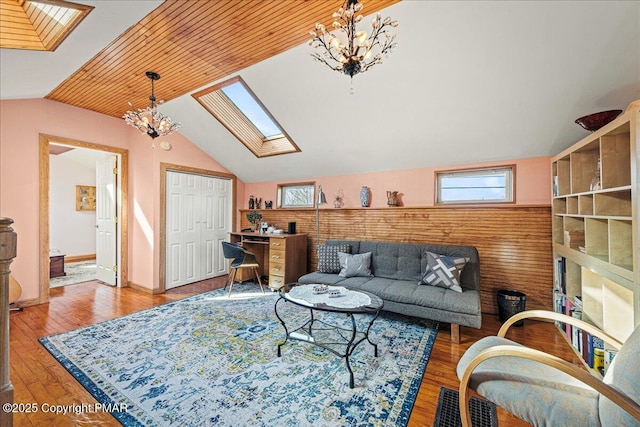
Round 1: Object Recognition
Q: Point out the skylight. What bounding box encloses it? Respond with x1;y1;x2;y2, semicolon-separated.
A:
192;76;299;158
221;82;283;139
33;2;74;26
0;0;93;51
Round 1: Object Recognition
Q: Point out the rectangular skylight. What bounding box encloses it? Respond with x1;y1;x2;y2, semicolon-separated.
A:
221;81;283;139
192;76;299;158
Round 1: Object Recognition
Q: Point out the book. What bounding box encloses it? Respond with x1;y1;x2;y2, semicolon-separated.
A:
592;336;605;375
604;348;618;374
553;290;566;330
574;295;583;309
565;299;575;340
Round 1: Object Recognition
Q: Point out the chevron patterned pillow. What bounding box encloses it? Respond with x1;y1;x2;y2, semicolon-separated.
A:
419;251;469;292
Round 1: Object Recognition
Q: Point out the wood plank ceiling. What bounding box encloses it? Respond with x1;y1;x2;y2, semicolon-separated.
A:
0;0;93;51
45;0;400;118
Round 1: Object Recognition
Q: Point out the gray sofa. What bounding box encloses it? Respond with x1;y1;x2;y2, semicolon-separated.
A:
298;240;481;343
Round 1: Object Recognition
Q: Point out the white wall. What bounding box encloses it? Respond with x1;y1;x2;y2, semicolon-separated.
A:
49;149;104;257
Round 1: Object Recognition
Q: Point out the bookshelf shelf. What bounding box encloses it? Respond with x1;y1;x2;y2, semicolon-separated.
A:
551;108;638;374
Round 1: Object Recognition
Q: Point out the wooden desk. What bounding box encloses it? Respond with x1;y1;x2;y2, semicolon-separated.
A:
229;232;307;290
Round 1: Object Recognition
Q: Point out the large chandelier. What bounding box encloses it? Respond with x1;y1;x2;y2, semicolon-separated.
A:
309;0;398;81
123;71;181;140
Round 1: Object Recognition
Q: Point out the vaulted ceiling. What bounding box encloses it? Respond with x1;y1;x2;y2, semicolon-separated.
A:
1;1;639;183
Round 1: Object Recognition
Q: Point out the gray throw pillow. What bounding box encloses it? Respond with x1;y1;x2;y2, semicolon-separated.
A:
317;244;351;273
419;251;469;292
338;252;373;278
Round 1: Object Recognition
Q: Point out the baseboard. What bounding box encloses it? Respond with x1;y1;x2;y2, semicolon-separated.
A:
127;281;163;295
65;254;96;263
10;296;41;308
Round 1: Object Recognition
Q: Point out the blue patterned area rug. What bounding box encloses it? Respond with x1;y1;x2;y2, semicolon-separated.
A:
39;286;438;426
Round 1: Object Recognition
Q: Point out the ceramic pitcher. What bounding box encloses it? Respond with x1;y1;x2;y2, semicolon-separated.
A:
387;191;399;206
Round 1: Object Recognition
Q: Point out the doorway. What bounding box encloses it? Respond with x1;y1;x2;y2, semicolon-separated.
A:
39;134;128;304
160;163;235;291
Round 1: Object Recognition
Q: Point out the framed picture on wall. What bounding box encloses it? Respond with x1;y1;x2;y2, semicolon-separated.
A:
76;185;96;211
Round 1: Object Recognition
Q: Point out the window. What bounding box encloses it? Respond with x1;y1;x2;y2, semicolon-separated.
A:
436;166;515;204
192;76;300;158
220;82;283;139
0;0;94;51
277;183;315;208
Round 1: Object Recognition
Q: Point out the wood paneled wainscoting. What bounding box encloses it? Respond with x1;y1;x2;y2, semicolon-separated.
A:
240;205;552;314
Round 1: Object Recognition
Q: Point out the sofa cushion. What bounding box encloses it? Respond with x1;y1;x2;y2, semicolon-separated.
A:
317;244;351;273
297;271;348;286
419;251;469;292
359;241;423;281
354;277;480;315
338;252;373;278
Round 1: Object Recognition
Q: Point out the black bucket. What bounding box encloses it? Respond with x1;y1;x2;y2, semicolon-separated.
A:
497;289;526;327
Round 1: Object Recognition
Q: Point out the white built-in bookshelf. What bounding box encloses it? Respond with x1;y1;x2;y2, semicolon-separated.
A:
551;107;638;375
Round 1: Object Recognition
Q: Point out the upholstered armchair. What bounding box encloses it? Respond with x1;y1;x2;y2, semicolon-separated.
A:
456;310;640;427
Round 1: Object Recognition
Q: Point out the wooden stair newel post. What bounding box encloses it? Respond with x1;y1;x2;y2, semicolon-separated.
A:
0;218;17;427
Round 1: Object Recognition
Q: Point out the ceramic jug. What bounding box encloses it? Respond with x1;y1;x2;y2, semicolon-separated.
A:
387;191;399;206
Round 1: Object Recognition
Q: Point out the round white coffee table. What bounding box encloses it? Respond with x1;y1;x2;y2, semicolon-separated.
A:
274;283;384;388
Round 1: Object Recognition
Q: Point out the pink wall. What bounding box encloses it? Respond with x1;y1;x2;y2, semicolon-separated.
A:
243;157;551;209
0;98;551;303
0;98;239;301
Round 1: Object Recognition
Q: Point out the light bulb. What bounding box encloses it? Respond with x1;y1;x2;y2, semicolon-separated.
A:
356;31;368;46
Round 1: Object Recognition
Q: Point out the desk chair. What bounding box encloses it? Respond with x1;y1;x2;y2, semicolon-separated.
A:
221;241;264;297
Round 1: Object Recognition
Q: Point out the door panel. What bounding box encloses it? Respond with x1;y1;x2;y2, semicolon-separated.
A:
165;171;232;289
95;156;117;285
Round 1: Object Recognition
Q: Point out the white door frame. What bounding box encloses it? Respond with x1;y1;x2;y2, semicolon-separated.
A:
39;134;129;304
159;162;236;292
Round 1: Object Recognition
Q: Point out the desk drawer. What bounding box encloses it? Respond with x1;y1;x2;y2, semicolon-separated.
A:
269;249;286;264
270;238;286;250
269;262;285;276
269;274;285;290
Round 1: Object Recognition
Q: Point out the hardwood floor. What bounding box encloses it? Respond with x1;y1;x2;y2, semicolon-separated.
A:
7;279;583;426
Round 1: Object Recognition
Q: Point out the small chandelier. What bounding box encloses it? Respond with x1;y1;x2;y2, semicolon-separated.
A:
309;0;398;81
123;71;181;139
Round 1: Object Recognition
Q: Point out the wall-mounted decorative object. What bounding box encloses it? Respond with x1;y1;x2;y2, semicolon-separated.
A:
265;201;273;209
360;186;371;207
248;195;255;209
76;185;96;211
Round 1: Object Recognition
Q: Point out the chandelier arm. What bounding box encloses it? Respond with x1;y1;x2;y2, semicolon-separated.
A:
367;21;393;49
312;35;347;64
311;54;345;72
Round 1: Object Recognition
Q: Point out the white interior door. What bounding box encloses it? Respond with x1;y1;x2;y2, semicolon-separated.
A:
202;176;232;278
95;155;117;285
165;171;232;290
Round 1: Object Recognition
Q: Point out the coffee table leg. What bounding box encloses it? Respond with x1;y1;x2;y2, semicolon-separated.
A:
366;311;381;357
308;309;315;336
274;297;288;357
345;313;358;388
